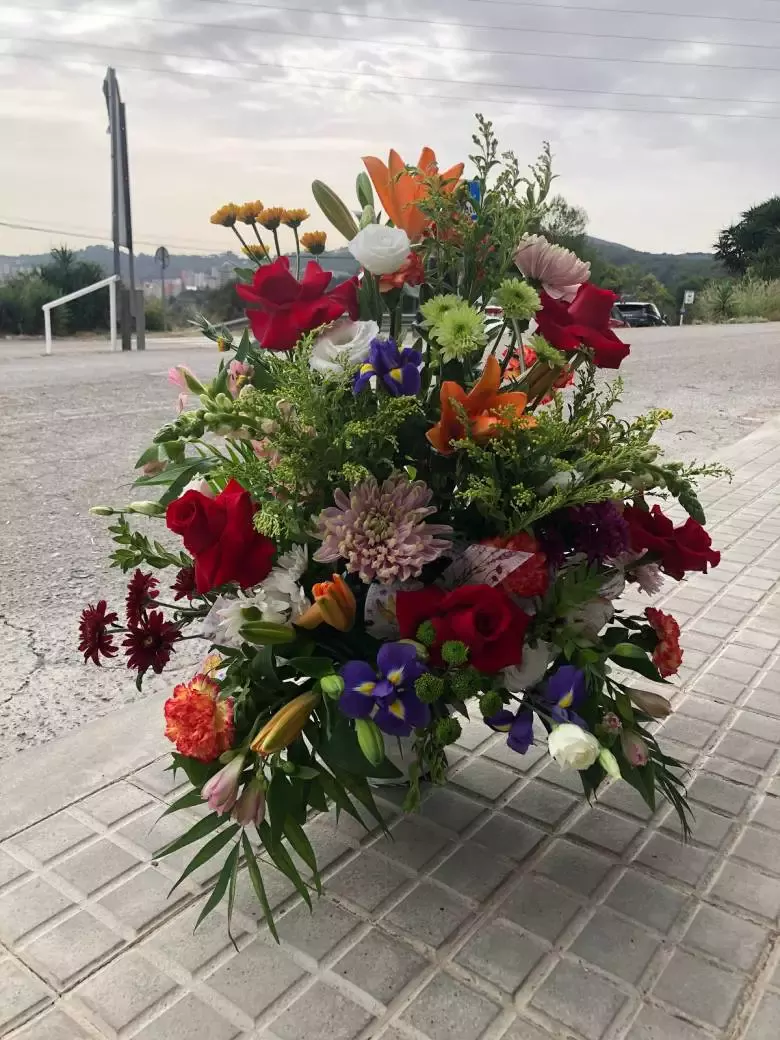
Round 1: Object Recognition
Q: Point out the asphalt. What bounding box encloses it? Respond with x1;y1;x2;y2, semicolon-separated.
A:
1;322;779;757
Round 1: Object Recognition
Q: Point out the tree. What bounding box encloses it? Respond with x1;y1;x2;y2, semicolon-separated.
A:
539;195;588;253
715;196;780;278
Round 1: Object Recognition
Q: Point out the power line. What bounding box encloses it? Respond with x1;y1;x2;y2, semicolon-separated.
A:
14;2;780;55
0;219;227;253
3;15;780;75
463;0;780;25
4;34;777;106
5;49;780;119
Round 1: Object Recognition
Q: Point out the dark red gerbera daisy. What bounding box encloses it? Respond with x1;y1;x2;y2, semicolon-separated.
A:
171;566;196;601
126;569;160;626
78;600;119;666
123;610;181;675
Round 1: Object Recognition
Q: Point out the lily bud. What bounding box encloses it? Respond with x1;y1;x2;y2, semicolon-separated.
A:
201;755;245;815
621;730;650;767
89;505;115;516
629;689;672;718
239;620;296;645
232;778;266;827
355;718;385;766
312;179;360;240
599;748;622;780
127;500;166;517
250;692;320;756
320;674;345;699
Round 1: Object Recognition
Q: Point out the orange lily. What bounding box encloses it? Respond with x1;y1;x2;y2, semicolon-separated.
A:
295;574;356;632
427;356;536;456
362;147;464;241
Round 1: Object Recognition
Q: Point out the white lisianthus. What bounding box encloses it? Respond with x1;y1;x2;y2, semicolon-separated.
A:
310;319;379;376
180;477;215;498
568;597;614;639
349;225;410;275
502;640;552;692
548;724;601;770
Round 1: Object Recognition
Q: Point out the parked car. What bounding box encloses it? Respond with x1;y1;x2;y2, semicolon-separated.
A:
614;301;667;327
609;307;629;329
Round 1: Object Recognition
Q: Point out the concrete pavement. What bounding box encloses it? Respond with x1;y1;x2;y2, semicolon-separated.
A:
1;403;780;1039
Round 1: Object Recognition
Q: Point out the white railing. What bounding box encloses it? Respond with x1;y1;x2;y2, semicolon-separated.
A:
42;274;120;355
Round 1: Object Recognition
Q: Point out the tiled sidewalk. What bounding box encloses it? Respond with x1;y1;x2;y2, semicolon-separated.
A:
3;422;780;1040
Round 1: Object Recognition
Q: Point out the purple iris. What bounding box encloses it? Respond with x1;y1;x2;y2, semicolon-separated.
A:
485;707;534;754
339;641;430;737
353;338;421;397
543;665;587;726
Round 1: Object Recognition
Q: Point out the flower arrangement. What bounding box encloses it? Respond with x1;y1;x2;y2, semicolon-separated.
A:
81;117;726;936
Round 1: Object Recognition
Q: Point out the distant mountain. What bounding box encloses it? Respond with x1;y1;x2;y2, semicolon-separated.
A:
1;239;719;288
586;237;722;286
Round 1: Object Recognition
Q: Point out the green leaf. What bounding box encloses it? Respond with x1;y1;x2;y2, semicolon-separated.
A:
283;816;322;893
286;656;336;679
234;327;251;362
331;769;388;832
307;778;329;812
356;171;374;209
257;820;312;909
134;445;162;469
226;836;240;942
171;752;221;790
314;714;402;780
266;772;292;847
158;788;204;819
195;844;240;930
169;824;240;894
609;646;666;683
249;645;286;692
242;831;279;941
133;459;211;487
316;771;367;830
154;812;226;860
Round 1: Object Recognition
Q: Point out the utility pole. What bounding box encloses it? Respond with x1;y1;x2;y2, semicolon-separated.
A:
103;67;144;349
155;246;170;331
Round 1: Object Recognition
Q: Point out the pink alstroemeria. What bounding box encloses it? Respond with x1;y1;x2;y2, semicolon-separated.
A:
201;754;245;815
228;360;254;398
231;779;266;827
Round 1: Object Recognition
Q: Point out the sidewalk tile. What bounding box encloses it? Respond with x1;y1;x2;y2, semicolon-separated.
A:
746;992;780;1039
712;859;780;919
271;981;376;1040
277;898;362;964
72;950;178;1032
21;909;124;989
8;1009;93;1039
682;905;769;971
606;871;689;933
401;973;500;1040
653;950;744;1029
567;809;642;855
635;834;714;887
0;877;74;946
328;850;410;913
534;841;613;896
500;875;584;942
432;842;514;903
205;936;305;1020
385;881;472;949
333;930;427;1005
626;1006;715;1040
455;919;547;993
571;909;660;984
132;994;240;1040
469;813;544;863
506;780;579;826
531;959;627;1040
0;957;53;1033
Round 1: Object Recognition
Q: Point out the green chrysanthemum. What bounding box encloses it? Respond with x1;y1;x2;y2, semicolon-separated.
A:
494;279;542;320
434;304;486;363
420;294;461;330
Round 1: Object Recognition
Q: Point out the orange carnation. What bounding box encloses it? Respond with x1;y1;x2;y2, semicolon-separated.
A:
645;607;683;678
427;355;536;456
164;674;235;762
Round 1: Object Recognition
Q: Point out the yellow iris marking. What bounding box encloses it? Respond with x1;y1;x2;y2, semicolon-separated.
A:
359;364;374;376
559;690;574;709
389;367;402;383
387;668;404;685
357;681;376;695
495;722;511;732
389;700;406;719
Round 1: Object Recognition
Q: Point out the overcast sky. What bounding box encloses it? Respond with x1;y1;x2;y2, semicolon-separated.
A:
1;0;779;257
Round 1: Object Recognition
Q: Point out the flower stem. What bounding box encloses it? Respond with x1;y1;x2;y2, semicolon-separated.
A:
511;318;527;373
231;225;251;252
293;227;301;280
272;229;282;258
251;223;270;261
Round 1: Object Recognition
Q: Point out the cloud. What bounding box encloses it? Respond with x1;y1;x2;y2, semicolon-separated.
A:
1;0;779;254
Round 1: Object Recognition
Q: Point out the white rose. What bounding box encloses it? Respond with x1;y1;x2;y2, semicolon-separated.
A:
548;724;601;770
180;477;214;498
502;640;552;692
310;319;378;375
348;225;410;275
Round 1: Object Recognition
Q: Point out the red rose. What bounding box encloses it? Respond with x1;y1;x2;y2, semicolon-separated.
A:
166;479;275;593
536;284;630;369
624;504;720;581
396;583;530;673
236;256;359;352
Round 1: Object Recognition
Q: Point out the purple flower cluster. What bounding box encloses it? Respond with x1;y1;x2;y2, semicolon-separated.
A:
486;665;588;755
339;642;430;737
568;501;630;562
353;338;421;397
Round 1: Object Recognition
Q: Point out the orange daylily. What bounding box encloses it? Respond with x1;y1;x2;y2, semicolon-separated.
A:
427;356;536;456
295;574;356;632
362;147;464;241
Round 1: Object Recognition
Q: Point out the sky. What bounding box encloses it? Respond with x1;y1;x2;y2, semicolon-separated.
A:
1;0;780;257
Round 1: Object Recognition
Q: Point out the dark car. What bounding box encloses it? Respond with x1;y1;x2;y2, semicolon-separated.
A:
614;301;667;328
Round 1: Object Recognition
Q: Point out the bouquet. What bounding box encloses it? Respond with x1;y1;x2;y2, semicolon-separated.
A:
80;117;725;936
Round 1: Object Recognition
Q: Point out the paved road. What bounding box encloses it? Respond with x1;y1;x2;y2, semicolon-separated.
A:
1;323;779;756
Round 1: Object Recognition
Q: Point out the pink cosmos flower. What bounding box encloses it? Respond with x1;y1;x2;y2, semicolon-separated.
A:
513;234;591;302
228;360;254;397
314;474;452;584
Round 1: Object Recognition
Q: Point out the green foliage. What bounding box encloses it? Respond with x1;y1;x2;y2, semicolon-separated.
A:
716;196;780;278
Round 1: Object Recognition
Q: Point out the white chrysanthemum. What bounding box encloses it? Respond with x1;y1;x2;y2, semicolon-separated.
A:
310;319;379;376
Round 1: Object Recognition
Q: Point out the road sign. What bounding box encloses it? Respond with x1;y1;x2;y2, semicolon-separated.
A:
155;246;170;270
683;290;696;305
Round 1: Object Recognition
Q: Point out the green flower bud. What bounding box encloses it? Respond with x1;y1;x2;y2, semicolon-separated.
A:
442;640;469;666
127;500;166;517
215;393;234;410
450;666;484;699
320;674;345;699
355;718;385;766
479;690;504;717
434;717;462;746
239;621;296;645
599;747;622;780
415;621;437;648
415;673;446;704
89;505;115;516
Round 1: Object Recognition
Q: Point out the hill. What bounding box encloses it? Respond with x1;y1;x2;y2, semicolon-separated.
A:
586;237;722;288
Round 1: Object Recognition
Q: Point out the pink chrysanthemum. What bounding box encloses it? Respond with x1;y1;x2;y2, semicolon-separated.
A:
314;474;452;584
513;233;590;302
